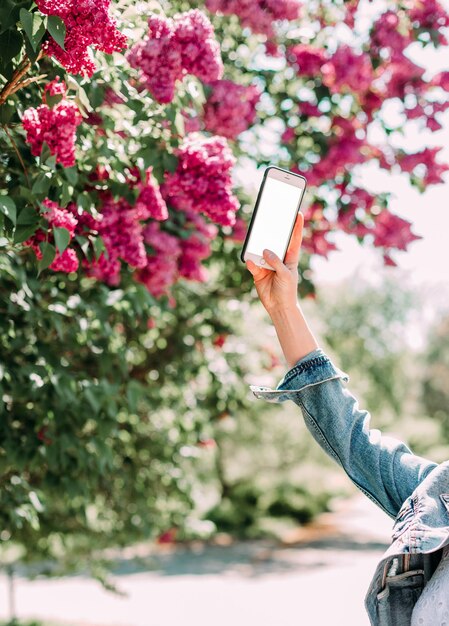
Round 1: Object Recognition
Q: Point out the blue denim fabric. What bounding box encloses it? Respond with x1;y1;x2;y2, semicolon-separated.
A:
250;348;449;626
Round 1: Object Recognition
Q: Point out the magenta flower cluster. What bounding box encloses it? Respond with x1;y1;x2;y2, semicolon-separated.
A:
203;80;261;139
161;134;240;227
135;209;218;302
136;221;183;299
206;0;301;37
36;0;127;76
25;199;80;273
22;78;82;167
85;169;169;287
127;10;223;104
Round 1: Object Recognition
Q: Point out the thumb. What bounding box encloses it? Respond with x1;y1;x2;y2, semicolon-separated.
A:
245;259;257;275
263;248;288;274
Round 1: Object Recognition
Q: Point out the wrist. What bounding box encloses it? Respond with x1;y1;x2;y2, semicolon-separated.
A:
268;303;319;369
268;301;301;322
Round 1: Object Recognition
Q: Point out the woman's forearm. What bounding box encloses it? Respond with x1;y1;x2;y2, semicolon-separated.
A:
268;302;319;369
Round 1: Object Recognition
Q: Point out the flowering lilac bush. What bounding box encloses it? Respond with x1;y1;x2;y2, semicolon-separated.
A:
203;80;261;139
127;10;223;103
161;134;239;227
36;0;127;76
22;78;82;167
206;0;301;37
1;0;449;587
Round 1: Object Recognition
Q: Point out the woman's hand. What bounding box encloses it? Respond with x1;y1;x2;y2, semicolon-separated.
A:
245;212;304;315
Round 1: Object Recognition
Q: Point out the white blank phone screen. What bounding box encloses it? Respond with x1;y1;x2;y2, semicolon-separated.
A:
247;176;304;259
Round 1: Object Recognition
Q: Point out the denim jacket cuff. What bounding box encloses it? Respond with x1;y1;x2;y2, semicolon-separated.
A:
249;347;349;403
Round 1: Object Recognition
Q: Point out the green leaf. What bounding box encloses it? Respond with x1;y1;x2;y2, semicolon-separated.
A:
140;148;160;169
0;196;16;225
60;181;71;207
174;111;185;137
64;167;78;186
163;152;178;173
0;102;16;123
74;85;93;115
53;227;70;254
0;29;23;64
45;92;64;109
32;172;52;196
19;9;45;52
47;15;66;50
38;241;56;273
0;0;33;34
14;223;39;244
93;235;106;260
77;193;92;212
75;235;90;256
17;205;39;225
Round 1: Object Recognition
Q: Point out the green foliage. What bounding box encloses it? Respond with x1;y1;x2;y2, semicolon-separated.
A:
206;481;331;537
421;314;449;440
316;278;417;417
1;0;448;599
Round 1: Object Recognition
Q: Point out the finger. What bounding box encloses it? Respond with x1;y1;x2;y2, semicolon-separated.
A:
284;212;304;266
263;248;289;274
246;259;256;275
246;259;268;278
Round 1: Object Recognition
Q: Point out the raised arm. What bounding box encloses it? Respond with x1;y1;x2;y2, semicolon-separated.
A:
245;214;438;519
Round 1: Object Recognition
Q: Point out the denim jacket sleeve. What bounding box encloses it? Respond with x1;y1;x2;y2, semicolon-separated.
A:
250;348;438;519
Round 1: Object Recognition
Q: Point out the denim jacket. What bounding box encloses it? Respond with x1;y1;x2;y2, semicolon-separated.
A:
250;348;449;626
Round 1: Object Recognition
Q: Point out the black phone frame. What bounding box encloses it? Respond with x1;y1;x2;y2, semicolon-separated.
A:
239;165;307;265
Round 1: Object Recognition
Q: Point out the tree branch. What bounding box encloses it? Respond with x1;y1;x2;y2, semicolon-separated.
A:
0;51;45;106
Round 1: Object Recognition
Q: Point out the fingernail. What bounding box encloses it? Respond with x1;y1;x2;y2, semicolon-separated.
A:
264;249;273;257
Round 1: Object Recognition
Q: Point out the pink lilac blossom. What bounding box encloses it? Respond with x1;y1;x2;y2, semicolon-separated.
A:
343;0;360;28
396;147;449;185
370;11;412;61
286;44;326;75
85;196;147;286
321;45;374;95
300;203;338;258
203;80;261;139
43;76;67;100
134;168;169;221
24;199;79;273
206;0;301;37
161;134;239;227
174;9;224;83
127;10;223;104
372;210;421;251
43;199;78;234
281;127;296;144
177;209;218;281
432;71;449;91
182;110;202;133
408;0;449;44
66;202;102;235
36;0;127;76
224;215;247;242
126;14;182;104
404;100;449;131
50;248;79;272
382;55;426;99
299;117;367;187
22;84;82;167
135;221;183;299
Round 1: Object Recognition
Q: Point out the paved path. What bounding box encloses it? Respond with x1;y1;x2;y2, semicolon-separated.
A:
0;495;393;626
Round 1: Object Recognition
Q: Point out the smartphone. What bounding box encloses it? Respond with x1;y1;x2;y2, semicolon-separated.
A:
240;166;307;271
